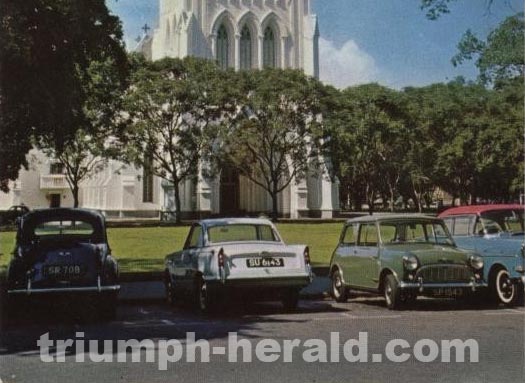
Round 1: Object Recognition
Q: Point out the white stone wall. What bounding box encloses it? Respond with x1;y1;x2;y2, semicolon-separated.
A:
0;150;74;210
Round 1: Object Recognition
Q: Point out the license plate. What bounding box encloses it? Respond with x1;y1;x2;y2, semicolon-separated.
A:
43;265;84;279
431;287;463;297
246;258;284;268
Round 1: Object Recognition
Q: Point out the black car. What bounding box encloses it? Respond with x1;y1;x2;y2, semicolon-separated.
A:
5;208;119;321
1;205;30;225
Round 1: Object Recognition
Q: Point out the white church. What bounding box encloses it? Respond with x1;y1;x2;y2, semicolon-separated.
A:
0;0;339;219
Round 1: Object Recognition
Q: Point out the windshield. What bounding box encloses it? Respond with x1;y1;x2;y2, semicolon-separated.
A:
22;218;103;244
34;220;95;236
207;224;279;243
379;221;454;246
479;210;524;235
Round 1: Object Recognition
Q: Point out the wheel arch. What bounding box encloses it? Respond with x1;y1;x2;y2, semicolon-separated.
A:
378;267;399;292
488;263;507;282
329;263;344;282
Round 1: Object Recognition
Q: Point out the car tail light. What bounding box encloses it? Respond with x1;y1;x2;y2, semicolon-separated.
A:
304;246;311;266
218;248;225;268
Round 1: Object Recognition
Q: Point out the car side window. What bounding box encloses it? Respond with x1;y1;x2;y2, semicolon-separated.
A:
452;217;471;236
341;224;357;246
442;218;453;233
358;224;378;247
185;225;202;249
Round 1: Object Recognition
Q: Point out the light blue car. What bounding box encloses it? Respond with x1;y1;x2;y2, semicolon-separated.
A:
439;204;524;305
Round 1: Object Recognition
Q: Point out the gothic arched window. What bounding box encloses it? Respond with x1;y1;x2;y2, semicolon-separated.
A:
216;24;229;69
263;27;276;68
240;25;252;70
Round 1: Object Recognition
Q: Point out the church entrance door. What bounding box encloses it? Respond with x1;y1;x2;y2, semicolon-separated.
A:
220;165;240;216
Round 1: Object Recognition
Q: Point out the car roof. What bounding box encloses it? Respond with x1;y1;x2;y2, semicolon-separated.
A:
345;214;440;224
438;204;524;217
199;218;274;227
24;208;105;220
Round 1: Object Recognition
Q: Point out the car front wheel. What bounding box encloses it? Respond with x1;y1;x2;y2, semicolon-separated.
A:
384;274;402;310
492;269;516;305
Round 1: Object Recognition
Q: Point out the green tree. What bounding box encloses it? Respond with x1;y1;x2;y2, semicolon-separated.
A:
420;0;496;20
404;78;522;206
41;129;111;208
325;84;409;214
452;13;524;85
217;69;324;221
475;78;524;201
120;57;237;223
0;0;128;190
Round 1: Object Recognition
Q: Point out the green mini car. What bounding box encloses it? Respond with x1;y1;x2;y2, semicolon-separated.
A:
329;214;486;309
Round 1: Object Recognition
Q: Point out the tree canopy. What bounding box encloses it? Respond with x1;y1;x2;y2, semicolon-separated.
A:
216;68;325;220
119;56;238;222
0;0;128;191
452;12;524;85
420;0;496;20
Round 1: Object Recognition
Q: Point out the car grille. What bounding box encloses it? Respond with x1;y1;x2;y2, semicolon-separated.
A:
416;265;473;283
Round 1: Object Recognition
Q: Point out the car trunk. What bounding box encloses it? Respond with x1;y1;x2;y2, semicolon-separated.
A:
218;242;306;279
26;240;101;288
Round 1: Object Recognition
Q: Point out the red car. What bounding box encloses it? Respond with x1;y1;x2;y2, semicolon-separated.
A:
438;204;524;305
438;204;524;236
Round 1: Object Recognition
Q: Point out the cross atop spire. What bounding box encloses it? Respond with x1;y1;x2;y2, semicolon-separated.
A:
142;23;151;36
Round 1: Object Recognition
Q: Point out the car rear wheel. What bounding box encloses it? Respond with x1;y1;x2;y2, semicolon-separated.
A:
331;269;348;303
165;272;177;306
492;269;516;305
384;274;402;310
195;278;215;314
97;293;117;321
281;289;300;311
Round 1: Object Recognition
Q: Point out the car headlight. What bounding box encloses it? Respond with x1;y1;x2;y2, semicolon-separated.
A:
403;255;419;271
469;255;484;270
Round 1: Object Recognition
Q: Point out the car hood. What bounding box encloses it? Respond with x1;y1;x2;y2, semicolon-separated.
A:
475;236;524;256
384;244;470;265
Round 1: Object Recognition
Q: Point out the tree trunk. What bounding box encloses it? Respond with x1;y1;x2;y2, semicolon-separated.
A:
173;180;182;224
73;185;80;208
271;184;279;222
366;184;374;215
389;184;395;213
412;189;422;213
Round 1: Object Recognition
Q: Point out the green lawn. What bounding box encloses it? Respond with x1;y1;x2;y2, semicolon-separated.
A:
0;223;343;274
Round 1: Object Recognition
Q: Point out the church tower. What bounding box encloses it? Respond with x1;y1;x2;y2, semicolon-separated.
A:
142;0;320;78
135;0;338;219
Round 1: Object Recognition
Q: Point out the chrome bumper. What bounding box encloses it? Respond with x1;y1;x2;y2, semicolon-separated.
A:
7;276;120;295
399;278;487;292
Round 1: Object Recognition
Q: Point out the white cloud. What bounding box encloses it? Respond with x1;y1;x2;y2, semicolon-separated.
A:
319;38;382;89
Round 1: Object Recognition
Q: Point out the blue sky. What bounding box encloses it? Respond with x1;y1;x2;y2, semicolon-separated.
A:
108;0;522;89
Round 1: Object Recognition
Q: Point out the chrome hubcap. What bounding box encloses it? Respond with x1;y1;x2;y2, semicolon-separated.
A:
497;271;514;302
333;275;343;297
385;285;392;305
199;283;207;310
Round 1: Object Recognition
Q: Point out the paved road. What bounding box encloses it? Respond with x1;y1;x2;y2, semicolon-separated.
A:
0;296;523;383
